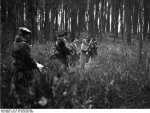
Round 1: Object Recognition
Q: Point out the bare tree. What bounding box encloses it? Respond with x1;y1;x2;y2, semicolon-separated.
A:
125;0;132;44
44;0;50;41
143;0;150;42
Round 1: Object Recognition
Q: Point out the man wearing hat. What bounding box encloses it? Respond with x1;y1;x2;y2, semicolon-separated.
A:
80;38;90;69
11;27;40;108
88;38;98;58
51;31;72;69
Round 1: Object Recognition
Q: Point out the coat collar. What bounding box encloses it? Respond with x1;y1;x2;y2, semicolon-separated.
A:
15;35;28;43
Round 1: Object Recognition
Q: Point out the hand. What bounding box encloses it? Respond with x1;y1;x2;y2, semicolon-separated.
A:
36;62;44;71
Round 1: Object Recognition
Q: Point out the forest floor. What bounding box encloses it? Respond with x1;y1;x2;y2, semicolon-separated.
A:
1;36;150;108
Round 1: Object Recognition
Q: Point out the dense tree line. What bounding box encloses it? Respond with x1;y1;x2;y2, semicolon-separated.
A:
1;0;150;44
1;0;150;108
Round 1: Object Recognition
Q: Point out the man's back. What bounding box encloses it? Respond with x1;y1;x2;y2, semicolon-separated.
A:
12;35;37;70
55;39;71;57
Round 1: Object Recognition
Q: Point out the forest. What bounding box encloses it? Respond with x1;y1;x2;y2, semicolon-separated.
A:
1;0;150;108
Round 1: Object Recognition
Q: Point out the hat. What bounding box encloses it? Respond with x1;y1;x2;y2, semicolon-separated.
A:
19;27;31;35
57;31;68;37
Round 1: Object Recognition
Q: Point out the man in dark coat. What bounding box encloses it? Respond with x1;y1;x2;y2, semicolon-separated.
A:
11;27;39;108
51;31;72;68
88;38;98;58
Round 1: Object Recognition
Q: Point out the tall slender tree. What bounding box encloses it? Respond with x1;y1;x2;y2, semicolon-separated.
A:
88;0;94;36
125;0;132;44
132;0;139;38
44;0;50;41
94;0;100;37
78;0;87;35
143;0;150;41
106;0;111;33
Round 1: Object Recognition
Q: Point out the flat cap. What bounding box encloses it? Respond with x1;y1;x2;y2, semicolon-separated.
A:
19;27;31;34
56;31;68;37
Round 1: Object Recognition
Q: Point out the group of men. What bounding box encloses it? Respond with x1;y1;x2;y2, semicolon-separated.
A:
50;31;81;69
11;27;98;108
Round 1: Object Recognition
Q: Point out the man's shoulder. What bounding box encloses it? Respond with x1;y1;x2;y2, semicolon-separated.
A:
14;41;30;50
21;41;28;45
16;41;28;46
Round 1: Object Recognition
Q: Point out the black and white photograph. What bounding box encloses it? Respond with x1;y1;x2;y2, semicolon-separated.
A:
1;0;150;110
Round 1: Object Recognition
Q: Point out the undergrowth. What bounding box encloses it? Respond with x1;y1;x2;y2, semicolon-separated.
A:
30;41;150;108
1;40;150;108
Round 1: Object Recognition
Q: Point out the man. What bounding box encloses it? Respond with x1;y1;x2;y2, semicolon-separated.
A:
11;27;41;108
88;38;98;58
69;38;79;67
51;31;72;68
80;38;89;69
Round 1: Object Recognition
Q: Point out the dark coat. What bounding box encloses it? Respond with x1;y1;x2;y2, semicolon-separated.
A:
88;41;98;58
56;40;71;56
52;39;72;66
12;35;37;71
11;35;37;107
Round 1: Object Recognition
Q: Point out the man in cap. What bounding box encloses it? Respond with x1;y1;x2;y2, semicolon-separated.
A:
51;31;72;69
88;38;98;58
68;38;79;67
80;38;90;69
11;27;41;108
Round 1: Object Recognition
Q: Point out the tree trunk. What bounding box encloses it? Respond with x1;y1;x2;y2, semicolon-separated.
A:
71;9;77;41
120;0;124;41
1;0;6;23
78;7;86;35
94;0;100;37
44;0;50;41
132;0;139;38
106;0;111;32
88;0;94;35
99;13;102;42
54;7;58;31
30;0;38;43
65;5;68;31
115;0;120;39
60;4;64;30
50;5;55;41
111;0;115;33
111;0;120;40
101;0;105;34
143;0;150;42
125;0;132;44
139;0;143;64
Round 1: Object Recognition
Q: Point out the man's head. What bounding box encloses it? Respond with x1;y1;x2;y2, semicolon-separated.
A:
58;31;68;37
57;31;69;41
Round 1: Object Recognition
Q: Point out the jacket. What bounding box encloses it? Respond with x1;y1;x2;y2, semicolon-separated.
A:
12;35;37;71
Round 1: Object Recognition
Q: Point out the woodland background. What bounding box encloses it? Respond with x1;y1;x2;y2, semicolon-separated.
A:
1;0;150;108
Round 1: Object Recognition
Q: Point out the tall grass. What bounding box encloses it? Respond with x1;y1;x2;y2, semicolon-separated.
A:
31;40;150;108
1;39;150;108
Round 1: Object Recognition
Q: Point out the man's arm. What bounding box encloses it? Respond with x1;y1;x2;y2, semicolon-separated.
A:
22;43;37;69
